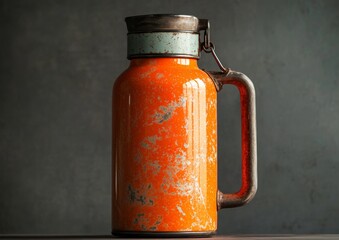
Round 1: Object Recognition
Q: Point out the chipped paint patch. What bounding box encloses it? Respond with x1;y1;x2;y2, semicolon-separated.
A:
133;213;145;224
140;135;162;150
133;150;142;162
140;135;162;151
152;97;186;124
156;73;164;79
139;67;156;78
128;185;154;206
148;160;161;175
147;135;162;144
176;205;186;216
133;213;162;231
176;152;186;160
183;118;190;134
149;216;163;231
141;141;151;149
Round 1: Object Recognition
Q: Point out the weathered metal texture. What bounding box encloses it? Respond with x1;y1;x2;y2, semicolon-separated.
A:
112;58;218;233
125;14;200;33
127;32;200;59
125;14;210;59
206;70;257;209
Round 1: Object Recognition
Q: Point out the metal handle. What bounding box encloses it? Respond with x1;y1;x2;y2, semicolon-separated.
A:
206;70;257;209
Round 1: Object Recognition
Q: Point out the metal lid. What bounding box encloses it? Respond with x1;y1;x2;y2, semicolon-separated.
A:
125;14;208;33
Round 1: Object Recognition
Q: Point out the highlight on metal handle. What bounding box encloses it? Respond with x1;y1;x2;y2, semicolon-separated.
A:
205;70;257;209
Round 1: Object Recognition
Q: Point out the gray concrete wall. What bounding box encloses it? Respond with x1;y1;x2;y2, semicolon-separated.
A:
1;0;339;234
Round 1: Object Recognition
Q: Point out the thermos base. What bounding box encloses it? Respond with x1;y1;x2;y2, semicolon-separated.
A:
112;230;216;238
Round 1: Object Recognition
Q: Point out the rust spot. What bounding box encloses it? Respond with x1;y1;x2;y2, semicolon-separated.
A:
134;151;142;162
158;112;172;123
149;216;162;230
128;185;154;206
133;213;162;231
128;185;137;202
133;213;145;224
141;141;151;149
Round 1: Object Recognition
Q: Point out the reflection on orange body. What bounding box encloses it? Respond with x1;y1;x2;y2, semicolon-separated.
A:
112;58;218;232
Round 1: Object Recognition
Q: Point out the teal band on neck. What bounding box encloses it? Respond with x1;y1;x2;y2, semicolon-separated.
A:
127;32;200;59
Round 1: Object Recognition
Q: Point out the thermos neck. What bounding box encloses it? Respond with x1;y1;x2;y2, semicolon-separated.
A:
127;32;200;59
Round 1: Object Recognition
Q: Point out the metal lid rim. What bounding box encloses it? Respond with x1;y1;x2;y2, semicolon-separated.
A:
125;14;198;21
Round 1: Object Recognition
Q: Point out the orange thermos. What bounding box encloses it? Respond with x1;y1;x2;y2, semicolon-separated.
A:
112;14;257;237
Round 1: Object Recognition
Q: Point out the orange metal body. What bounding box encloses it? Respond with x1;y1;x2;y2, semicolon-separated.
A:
112;58;218;232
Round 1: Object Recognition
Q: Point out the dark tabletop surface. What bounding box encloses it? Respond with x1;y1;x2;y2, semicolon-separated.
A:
0;235;339;240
